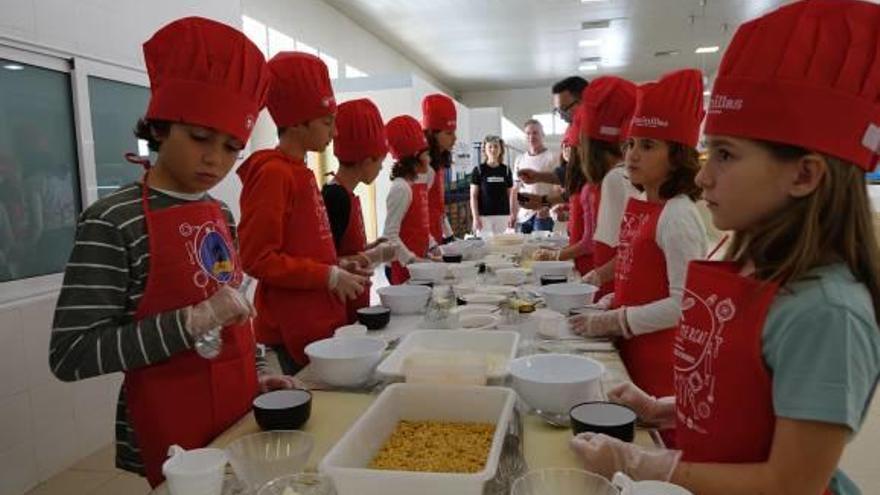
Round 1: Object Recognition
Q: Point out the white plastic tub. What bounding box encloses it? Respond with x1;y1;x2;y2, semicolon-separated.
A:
377;330;519;380
319;383;516;495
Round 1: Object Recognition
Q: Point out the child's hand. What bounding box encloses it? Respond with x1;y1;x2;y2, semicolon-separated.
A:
258;373;306;392
332;270;367;302
339;254;372;276
185;285;254;338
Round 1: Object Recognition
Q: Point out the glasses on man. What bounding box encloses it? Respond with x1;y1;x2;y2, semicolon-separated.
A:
553;99;579;123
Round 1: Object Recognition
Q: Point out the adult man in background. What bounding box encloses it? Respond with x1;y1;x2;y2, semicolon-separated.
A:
511;119;558;233
552;76;588;124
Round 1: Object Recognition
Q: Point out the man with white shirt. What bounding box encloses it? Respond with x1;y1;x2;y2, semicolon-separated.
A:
510;119;559;233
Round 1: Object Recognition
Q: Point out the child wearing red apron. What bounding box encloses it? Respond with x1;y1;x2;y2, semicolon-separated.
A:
49;17;297;487
569;69;708;401
535;77;637;281
422;94;458;243
383;116;433;285
238;52;368;374
321;99;396;322
571;2;880;493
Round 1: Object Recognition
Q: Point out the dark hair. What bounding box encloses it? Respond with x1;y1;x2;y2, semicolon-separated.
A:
277;127;288;139
134;119;171;152
391;155;421;181
425;130;452;170
583;138;624;184
629;140;702;201
552;76;589;96
562;145;586;196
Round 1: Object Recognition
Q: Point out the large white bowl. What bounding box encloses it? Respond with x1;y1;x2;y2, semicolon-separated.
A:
540;283;599;315
531;260;574;281
509;354;604;415
496;267;528;286
304;336;387;387
406;262;449;283
377;285;432;314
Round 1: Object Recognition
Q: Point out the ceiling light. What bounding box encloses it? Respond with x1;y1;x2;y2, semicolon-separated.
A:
695;46;720;54
581;0;605;3
703;90;712;96
3;63;24;71
579;38;602;48
579;63;599;72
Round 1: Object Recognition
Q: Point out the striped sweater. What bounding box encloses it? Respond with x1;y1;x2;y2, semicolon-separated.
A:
50;182;267;475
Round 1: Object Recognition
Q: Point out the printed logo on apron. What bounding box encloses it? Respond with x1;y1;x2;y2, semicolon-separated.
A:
616;210;651;284
674;289;737;434
189;222;236;286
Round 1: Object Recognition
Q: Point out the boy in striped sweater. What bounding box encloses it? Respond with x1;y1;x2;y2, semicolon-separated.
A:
49;17;297;487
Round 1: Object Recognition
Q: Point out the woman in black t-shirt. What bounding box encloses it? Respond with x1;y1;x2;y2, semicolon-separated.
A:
469;135;514;236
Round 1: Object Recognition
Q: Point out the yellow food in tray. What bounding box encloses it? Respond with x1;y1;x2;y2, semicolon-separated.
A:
369;420;495;473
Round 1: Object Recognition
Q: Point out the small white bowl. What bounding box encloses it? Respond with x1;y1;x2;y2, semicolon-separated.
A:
334;324;368;338
540;283;599;315
304;336;387;387
509;354;605;415
377;285;432;315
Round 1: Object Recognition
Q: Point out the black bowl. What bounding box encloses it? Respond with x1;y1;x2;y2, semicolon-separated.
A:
569;401;636;442
442;254;463;263
477;262;487;274
253;389;312;431
408;279;434;288
540;274;568;286
356;305;391;330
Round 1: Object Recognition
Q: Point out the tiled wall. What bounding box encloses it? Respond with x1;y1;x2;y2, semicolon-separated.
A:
0;293;122;495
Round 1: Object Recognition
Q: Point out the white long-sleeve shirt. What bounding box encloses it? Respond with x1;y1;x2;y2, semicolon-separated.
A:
593;164;639;248
624;194;708;336
382;176;436;264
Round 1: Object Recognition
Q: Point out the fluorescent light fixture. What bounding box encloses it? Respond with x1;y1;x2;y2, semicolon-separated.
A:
579;38;602;48
581;0;605;3
3;63;24;71
695;46;720;54
703;90;712;96
579;63;599;72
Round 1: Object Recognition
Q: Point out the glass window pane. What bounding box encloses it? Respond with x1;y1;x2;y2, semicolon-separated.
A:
319;52;338;79
268;27;294;58
345;64;368;78
295;41;318;56
88;76;150;198
242;15;268;58
531;113;553;135
554;114;568;136
0;58;81;281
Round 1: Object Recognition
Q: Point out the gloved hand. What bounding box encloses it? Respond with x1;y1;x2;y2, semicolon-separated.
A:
607;382;677;430
338;254;372;276
258;374;307;393
569;307;627;338
591;292;614;310
364;237;388;251
582;270;602;287
533;248;560;261
570;432;681;481
329;267;367;302
364;242;398;265
185;285;254;338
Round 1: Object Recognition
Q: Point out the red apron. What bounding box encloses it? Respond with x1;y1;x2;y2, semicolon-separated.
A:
567;185;593;275
612;198;675;398
390;181;430;285
428;167;445;241
588;182;615;299
254;165;346;364
124;177;257;487
334;182;370;321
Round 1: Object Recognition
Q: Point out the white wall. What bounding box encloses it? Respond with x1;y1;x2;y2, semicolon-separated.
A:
460;86;554;132
0;2;242;494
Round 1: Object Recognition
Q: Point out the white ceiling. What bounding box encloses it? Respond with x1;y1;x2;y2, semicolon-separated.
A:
325;0;789;92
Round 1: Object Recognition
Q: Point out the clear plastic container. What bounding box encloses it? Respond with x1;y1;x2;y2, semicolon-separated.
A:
402;350;489;386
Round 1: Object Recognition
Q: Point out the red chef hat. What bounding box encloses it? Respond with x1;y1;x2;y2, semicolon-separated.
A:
578;76;637;144
386;115;428;160
421;94;457;132
629;69;705;148
705;0;880;171
143;16;269;143
267;52;336;127
334;99;387;163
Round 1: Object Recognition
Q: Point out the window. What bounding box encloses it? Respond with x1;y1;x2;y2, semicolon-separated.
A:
268;27;294;58
345;65;368;78
318;52;338;80
0;58;81;282
530;112;567;136
242;15;269;58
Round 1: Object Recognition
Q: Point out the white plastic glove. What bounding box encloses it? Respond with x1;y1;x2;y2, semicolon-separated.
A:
185;285;254;338
569;307;627;338
329;267;367;302
570;432;681;481
607;382;677;430
533;248;560;261
364;242;399;265
582;270;601;287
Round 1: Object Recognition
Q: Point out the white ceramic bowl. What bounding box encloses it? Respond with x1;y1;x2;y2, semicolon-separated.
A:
509;354;605;415
531;260;574;281
406;262;449;283
460;293;507;306
496;267;528;285
377;285;432;314
304;336;386;387
334;324;368;338
540;283;599;315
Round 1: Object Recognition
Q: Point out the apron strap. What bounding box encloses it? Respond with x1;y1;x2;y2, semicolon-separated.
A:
125;152;152;169
707;234;729;260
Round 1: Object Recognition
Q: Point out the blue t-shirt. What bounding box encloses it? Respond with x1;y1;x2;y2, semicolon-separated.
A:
763;263;880;494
